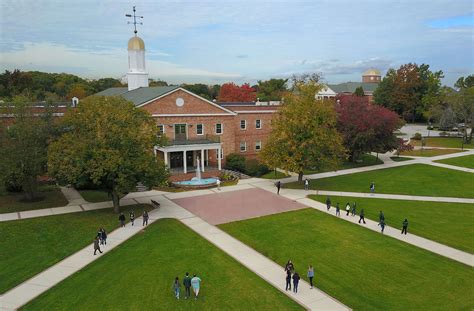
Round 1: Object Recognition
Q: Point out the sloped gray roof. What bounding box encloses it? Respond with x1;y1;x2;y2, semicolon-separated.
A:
328;82;379;94
94;86;179;106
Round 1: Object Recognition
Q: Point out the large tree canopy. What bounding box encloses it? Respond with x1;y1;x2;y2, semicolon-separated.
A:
0;96;57;200
260;79;345;181
336;95;403;161
48;96;168;212
373;63;443;122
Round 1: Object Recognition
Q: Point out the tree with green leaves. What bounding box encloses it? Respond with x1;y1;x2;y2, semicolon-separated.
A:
0;96;56;200
354;86;365;97
256;78;288;101
455;75;474;89
48;96;168;213
260;77;345;181
374;63;443;122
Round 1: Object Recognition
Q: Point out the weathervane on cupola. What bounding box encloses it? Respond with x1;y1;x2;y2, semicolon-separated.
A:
125;6;143;36
125;6;149;91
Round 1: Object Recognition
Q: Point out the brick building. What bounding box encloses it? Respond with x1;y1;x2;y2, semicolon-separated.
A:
96;86;278;174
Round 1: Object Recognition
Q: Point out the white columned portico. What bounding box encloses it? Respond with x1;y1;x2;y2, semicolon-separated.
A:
183;151;187;174
201;149;205;172
217;147;222;171
163;151;168;167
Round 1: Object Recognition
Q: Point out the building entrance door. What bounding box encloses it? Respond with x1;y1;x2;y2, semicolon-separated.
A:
186;151;194;167
169;152;183;168
174;124;187;141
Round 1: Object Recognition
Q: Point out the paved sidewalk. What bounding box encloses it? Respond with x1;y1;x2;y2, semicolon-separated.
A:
162;197;348;310
0;197;192;311
1;194;349;311
59;187;88;205
0;190;168;222
295;197;473;267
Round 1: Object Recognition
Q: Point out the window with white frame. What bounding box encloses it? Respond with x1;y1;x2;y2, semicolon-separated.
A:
157;124;165;135
256;119;261;129
219;148;224;159
240;142;247;152
215;123;223;134
255;141;262;151
196;124;204;135
240;120;246;130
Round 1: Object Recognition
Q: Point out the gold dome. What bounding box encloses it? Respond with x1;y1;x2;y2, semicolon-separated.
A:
363;68;381;76
128;36;145;50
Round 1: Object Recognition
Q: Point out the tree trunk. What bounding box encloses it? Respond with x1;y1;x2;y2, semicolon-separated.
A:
22;177;39;202
298;171;303;182
111;190;121;213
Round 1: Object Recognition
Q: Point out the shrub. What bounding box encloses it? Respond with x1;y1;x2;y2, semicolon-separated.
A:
4;174;23;193
244;159;270;177
411;132;422;140
224;153;246;172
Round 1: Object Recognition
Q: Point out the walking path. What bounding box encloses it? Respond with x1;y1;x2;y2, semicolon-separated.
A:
0;192;348;311
245;181;473;266
59;186;88;205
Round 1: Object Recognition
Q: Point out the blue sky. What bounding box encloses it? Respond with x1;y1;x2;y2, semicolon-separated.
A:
0;0;472;86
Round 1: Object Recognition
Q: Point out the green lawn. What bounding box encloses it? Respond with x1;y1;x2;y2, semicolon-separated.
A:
285;164;474;198
435;154;474;169
401;148;464;157
78;189;110;202
261;170;290;179
411;137;474;149
220;209;474;310
0;185;68;214
310;195;474;253
390;156;413;162
0;204;154;294
304;153;383;174
23;219;302;311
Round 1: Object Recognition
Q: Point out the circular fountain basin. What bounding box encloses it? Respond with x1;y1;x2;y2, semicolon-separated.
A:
173;177;218;189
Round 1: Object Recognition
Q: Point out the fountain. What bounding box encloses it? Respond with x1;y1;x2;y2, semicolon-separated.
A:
173;156;218;188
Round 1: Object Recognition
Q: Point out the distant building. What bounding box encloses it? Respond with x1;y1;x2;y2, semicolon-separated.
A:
317;68;382;102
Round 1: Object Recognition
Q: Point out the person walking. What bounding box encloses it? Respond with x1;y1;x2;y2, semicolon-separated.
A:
358;208;366;224
307;265;314;289
326;197;331;211
276;181;281;195
401;218;408;235
173;277;181;299
345;202;351;216
351;202;357;216
285;270;292;291
292;272;300;293
130;211;135;226
379;219;386;234
285;260;295;274
183;272;192;299
335;203;340;216
100;228;107;245
119;213;126;227
93;236;103;255
304;178;309;191
379;211;385;223
97;228;102;244
142;210;149;226
191;274;201;300
216;178;221;190
370;182;375;193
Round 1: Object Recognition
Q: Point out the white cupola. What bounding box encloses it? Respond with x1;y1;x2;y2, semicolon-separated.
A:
127;36;149;91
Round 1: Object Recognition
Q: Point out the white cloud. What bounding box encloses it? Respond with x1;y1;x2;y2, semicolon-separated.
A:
0;42;242;83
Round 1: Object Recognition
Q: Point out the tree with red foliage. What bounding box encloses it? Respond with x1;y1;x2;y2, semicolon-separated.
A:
217;82;256;102
395;138;414;157
336;95;403;161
